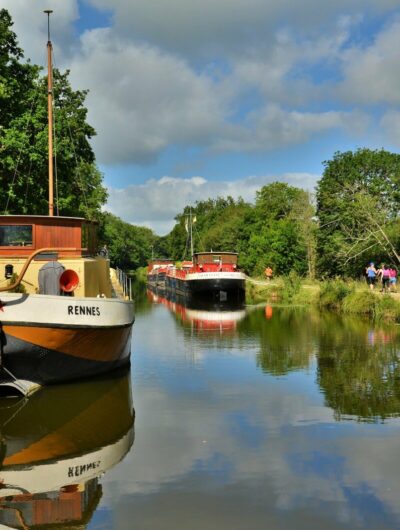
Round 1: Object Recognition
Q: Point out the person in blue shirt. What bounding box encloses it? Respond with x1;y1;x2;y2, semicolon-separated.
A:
366;262;377;290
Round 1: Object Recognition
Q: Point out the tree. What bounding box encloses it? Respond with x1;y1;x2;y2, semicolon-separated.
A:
316;149;400;277
100;212;157;270
163;196;252;262
0;9;38;127
161;186;314;276
241;182;314;276
0;9;107;219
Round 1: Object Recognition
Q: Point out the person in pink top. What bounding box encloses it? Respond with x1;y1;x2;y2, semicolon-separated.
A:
378;263;391;293
389;266;397;292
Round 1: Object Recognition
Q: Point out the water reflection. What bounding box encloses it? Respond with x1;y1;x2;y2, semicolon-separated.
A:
147;288;246;335
246;307;317;375
316;313;400;422
123;292;400;530
0;372;134;528
146;287;400;422
244;307;400;421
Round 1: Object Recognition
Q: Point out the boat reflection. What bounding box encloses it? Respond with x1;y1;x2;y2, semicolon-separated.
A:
147;287;246;334
0;371;134;528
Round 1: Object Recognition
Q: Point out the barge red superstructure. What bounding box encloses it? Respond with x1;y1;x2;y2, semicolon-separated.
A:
147;259;174;289
166;252;246;302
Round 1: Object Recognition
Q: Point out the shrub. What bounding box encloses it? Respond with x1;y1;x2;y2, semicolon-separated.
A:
374;294;400;322
342;290;376;316
319;279;354;311
281;271;302;303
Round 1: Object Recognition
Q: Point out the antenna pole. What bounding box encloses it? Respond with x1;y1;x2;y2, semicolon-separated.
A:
190;208;193;259
44;10;54;216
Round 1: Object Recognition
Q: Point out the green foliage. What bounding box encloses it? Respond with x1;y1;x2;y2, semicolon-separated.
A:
316;148;400;277
162;196;253;262
342;290;377;316
319;280;354;311
281;271;302;303
316;315;400;421
162;185;315;277
240;183;314;275
100;212;157;270
372;294;400;322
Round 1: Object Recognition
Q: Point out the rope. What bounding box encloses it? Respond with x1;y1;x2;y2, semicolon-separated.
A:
52;85;60;215
181;228;190;261
3;91;39;214
23;158;33;212
52;50;89;211
194;223;206;252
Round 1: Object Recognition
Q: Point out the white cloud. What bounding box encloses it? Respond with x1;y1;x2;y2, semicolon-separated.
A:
339;19;400;104
67;26;368;164
2;0;79;65
380;110;400;145
68;29;228;164
106;172;319;234
5;1;400;169
231;17;357;105
87;0;399;58
215;106;369;152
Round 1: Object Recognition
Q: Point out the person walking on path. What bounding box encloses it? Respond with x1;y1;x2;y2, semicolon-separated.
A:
366;262;377;290
264;266;273;281
389;266;397;293
378;263;391;293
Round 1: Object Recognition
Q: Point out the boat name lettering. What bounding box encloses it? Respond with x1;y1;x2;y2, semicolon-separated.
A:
68;460;101;477
68;305;101;316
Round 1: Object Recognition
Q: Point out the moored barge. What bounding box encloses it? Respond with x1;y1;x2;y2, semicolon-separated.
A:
166;252;246;303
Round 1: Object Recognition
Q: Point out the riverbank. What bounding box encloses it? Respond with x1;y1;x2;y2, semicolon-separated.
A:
246;275;400;322
134;266;400;322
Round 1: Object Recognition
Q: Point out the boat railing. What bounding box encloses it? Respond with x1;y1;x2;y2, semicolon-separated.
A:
171;264;239;277
196;264;238;273
115;267;133;300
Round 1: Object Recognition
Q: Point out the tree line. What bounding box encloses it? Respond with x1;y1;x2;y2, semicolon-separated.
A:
157;148;400;279
1;9;399;277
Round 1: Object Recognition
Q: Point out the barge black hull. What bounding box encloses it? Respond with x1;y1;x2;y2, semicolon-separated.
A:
166;277;245;303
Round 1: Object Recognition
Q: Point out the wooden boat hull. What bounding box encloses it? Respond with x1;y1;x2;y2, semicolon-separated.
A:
0;373;134;527
0;293;134;385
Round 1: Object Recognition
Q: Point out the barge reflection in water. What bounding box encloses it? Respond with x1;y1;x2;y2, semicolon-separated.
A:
147;287;246;335
0;371;134;528
124;298;400;530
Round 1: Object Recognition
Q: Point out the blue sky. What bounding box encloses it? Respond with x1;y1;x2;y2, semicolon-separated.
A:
4;0;400;233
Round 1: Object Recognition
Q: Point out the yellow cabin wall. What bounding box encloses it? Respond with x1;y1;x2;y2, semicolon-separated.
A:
0;257;112;298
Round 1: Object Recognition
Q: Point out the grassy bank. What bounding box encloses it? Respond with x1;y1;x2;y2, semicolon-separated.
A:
246;275;400;322
133;266;148;283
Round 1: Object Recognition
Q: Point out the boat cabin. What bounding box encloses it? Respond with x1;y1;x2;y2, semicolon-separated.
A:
147;259;174;273
0;216;111;297
0;215;97;258
192;252;238;272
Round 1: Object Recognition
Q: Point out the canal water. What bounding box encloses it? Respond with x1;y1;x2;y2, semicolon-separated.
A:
1;289;400;529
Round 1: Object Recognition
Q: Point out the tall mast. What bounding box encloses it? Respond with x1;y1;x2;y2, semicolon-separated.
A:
44;10;54;216
190;208;194;259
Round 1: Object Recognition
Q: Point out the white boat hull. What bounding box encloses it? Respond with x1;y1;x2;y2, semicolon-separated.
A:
0;293;134;385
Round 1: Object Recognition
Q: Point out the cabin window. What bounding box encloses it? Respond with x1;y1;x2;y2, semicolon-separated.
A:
0;225;33;247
